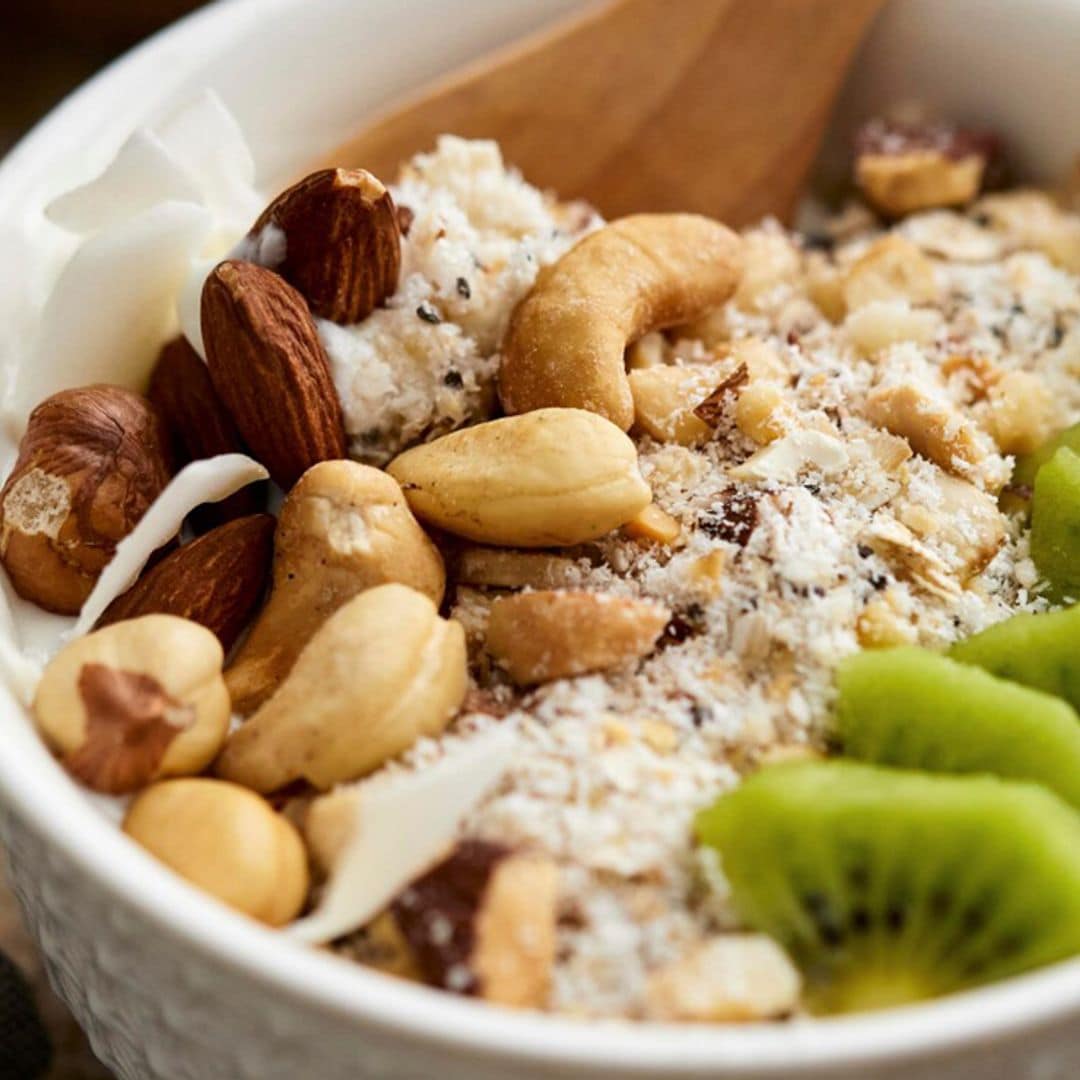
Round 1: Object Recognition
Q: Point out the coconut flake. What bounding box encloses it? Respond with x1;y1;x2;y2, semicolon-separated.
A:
176;255;220;360
45;129;203;235
157;91;262;230
290;730;516;944
729;430;849;483
69;454;268;639
12;202;212;421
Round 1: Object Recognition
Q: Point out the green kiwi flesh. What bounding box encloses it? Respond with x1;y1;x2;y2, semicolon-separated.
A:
950;605;1080;713
1031;446;1080;601
695;762;1080;1015
833;646;1080;808
1000;420;1080;517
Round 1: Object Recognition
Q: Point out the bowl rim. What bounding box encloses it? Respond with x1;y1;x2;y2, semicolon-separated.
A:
2;0;1080;1073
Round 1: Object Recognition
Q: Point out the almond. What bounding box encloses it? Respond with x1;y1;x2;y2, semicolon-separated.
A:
97;514;275;651
251;168;401;324
148;336;265;530
0;386;172;613
201;260;347;489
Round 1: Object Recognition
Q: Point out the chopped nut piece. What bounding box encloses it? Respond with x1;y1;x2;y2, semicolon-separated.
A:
857;153;984;219
897;473;1006;581
646;935;801;1022
693;363;749;428
865;382;984;478
854;119;998;217
626;331;666;369
941;354;1001;402
456;547;581;590
734;381;793;445
725;338;790;384
486;590;670;685
842;236;938;310
623;505;682;546
628;366;717;446
391;841;558;1008
986;370;1059;455
734;228;802;312
856;592;917;648
688;550;727;597
805;252;847;322
844;300;941;356
863;518;960;600
976;190;1080;271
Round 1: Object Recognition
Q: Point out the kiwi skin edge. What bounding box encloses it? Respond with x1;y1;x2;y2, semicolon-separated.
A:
696;761;1080;1015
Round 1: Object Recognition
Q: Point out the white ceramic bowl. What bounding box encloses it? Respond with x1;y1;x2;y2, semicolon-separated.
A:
2;2;1080;1077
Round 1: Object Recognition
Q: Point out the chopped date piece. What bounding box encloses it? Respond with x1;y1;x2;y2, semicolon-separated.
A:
698;489;759;547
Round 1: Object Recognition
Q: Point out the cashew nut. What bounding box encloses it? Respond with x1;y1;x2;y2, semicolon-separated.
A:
499;215;743;429
387;408;651;547
217;584;467;793
226;460;445;714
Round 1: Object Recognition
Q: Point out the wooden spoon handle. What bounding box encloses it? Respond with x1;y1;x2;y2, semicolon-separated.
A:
325;0;883;225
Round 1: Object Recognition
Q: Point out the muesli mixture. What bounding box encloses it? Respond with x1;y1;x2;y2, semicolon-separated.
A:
6;102;1080;1023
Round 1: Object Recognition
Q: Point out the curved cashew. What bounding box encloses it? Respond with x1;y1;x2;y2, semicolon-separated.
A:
226;460;445;714
499;214;743;430
217;584;467;793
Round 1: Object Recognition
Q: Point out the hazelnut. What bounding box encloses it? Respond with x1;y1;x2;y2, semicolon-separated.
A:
123;778;308;926
0;386;172;613
33;615;230;794
391;841;558;1008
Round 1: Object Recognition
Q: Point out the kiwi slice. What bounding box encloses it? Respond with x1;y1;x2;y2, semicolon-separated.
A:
696;762;1080;1014
833;646;1080;808
1031;446;1080;601
951;606;1080;713
1001;421;1080;517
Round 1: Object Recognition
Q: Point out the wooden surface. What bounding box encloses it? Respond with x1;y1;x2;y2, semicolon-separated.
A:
326;0;884;227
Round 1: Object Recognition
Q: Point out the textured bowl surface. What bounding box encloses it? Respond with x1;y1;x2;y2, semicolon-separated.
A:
2;1;1080;1077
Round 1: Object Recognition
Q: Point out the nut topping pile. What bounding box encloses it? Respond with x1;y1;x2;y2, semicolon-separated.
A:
7;106;1080;1021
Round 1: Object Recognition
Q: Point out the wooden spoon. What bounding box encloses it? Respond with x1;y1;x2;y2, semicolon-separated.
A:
325;0;883;226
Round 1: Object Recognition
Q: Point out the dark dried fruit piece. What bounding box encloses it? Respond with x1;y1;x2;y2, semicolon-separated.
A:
202;260;347;489
97;514;275;651
391;840;558;1007
148;336;266;530
698;488;759;547
251;168;401;324
0;386;172;613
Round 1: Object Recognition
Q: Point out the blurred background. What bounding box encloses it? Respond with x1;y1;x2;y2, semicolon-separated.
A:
0;1;209;156
1;5;212;1076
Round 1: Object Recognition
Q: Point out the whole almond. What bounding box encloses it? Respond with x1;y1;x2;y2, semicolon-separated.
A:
202;260;347;489
148;336;265;530
97;514;275;651
251;168;401;324
0;386;172;613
